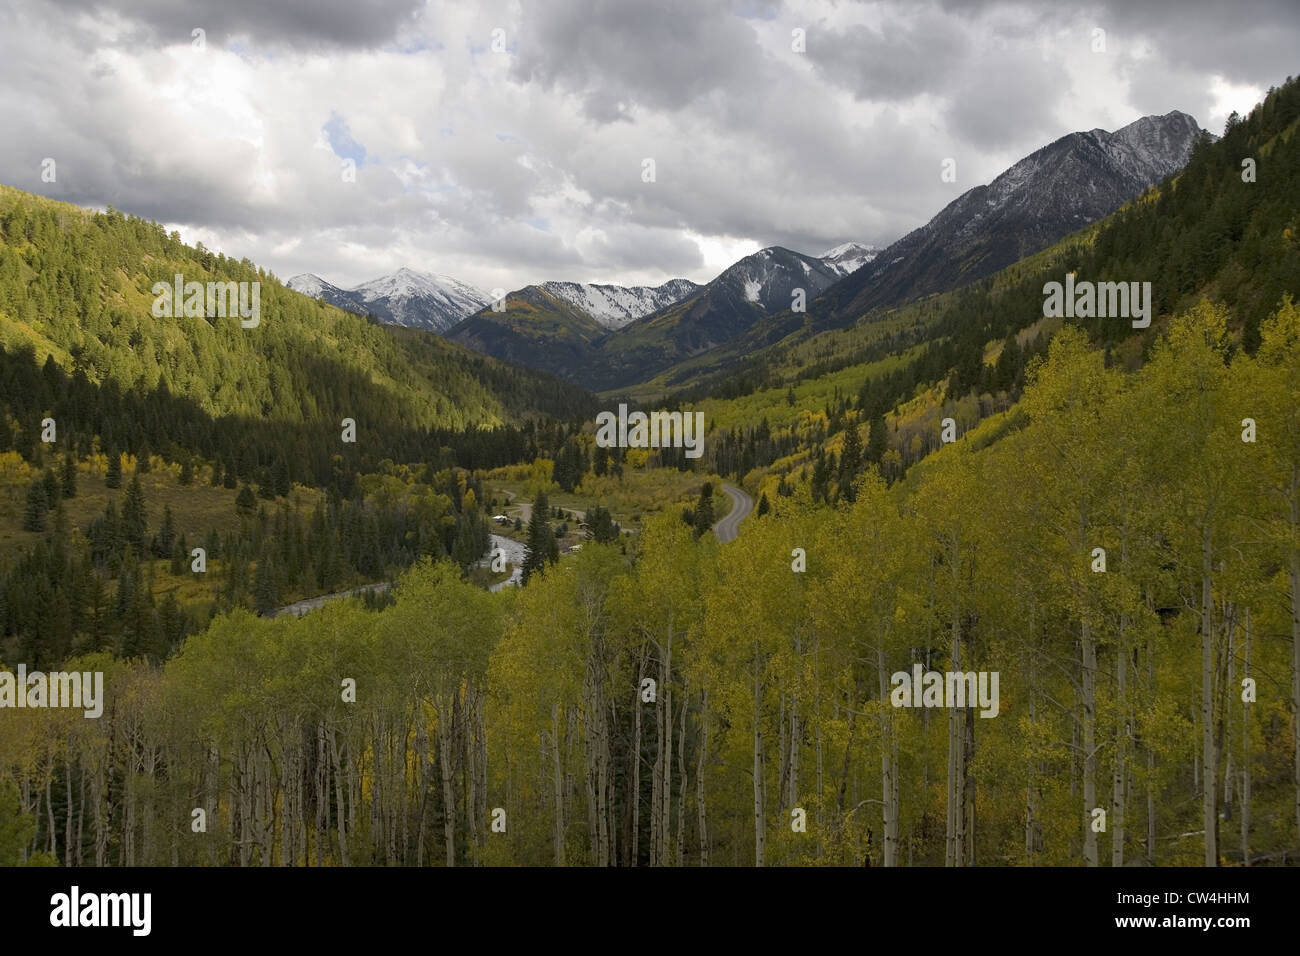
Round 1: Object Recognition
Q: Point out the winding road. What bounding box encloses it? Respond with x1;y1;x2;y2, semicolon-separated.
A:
274;491;751;618
273;581;392;618
712;483;753;543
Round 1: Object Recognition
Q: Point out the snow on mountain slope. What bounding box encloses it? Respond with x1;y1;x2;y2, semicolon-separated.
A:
286;273;368;316
287;268;491;333
819;242;880;276
540;278;700;330
819;110;1209;322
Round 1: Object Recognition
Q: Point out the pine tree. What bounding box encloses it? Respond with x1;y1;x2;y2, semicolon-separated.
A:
42;467;60;507
23;480;48;532
694;482;715;538
757;492;770;516
253;550;278;616
105;450;122;489
122;473;148;553
522;492;555;584
838;421;864;501
179;456;194;486
157;505;176;558
61;453;77;498
236;484;257;516
866;411;888;464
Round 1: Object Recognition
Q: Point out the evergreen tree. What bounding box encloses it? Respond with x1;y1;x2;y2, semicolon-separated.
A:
757;492;770;516
587;505;621;543
41;467;61;507
236;484;257;516
253;550;278;616
522;492;556;584
838;422;863;501
866;411;888;464
694;482;715;538
61;453;77;499
23;480;48;532
122;473;148;553
105;450;122;489
157;505;176;558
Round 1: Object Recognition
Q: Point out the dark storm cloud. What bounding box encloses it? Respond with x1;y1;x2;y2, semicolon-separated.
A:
42;0;422;48
939;0;1300;90
2;0;1298;291
808;12;968;100
509;0;771;121
943;45;1066;150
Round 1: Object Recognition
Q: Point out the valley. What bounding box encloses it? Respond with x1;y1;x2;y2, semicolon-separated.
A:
2;59;1299;874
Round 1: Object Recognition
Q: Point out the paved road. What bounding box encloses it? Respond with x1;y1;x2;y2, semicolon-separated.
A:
273;581;392;618
712;483;753;543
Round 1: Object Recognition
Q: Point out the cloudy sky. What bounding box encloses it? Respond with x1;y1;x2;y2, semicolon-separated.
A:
2;0;1296;293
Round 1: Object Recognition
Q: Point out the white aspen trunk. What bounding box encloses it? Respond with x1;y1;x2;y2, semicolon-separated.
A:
815;643;824;842
752;648;765;867
328;728;350;866
631;664;642;866
1026;689;1036;862
583;673;600;859
437;698;457;867
1290;481;1300;846
315;728;327;867
964;705;975;866
464;692;479;858
1242;607;1252;865
777;692;787;814
596;694;611;866
877;646;898;866
1224;610;1235;826
1113;609;1127;867
1146;623;1157;863
788;632;801;815
75;755;86;867
661;632;674;867
650;651;663;867
1082;617;1098;867
1202;530;1218;866
551;702;566;866
677;696;687;866
697;690;709;867
946;569;964;867
64;760;74;868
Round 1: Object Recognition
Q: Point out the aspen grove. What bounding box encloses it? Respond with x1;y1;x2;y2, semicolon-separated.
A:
3;296;1298;867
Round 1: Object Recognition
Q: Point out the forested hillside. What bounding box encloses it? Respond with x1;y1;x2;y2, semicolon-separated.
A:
3;72;1299;872
669;75;1300;499
4;293;1298;867
0;185;596;438
0;188;601;672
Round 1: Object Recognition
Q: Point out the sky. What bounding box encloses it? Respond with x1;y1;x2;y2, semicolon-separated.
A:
2;0;1296;293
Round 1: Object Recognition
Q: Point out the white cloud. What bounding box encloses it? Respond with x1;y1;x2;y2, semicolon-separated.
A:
2;0;1295;293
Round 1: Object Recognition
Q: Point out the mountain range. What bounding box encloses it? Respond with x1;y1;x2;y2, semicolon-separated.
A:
814;110;1208;325
286;268;491;333
437;111;1207;392
277;112;1206;395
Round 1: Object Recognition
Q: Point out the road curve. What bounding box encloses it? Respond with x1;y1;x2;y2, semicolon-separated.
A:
272;581;392;618
712;483;753;543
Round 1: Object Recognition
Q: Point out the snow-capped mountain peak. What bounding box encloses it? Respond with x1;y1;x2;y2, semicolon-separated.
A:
819;242;880;276
540;278;700;329
287;268;491;333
